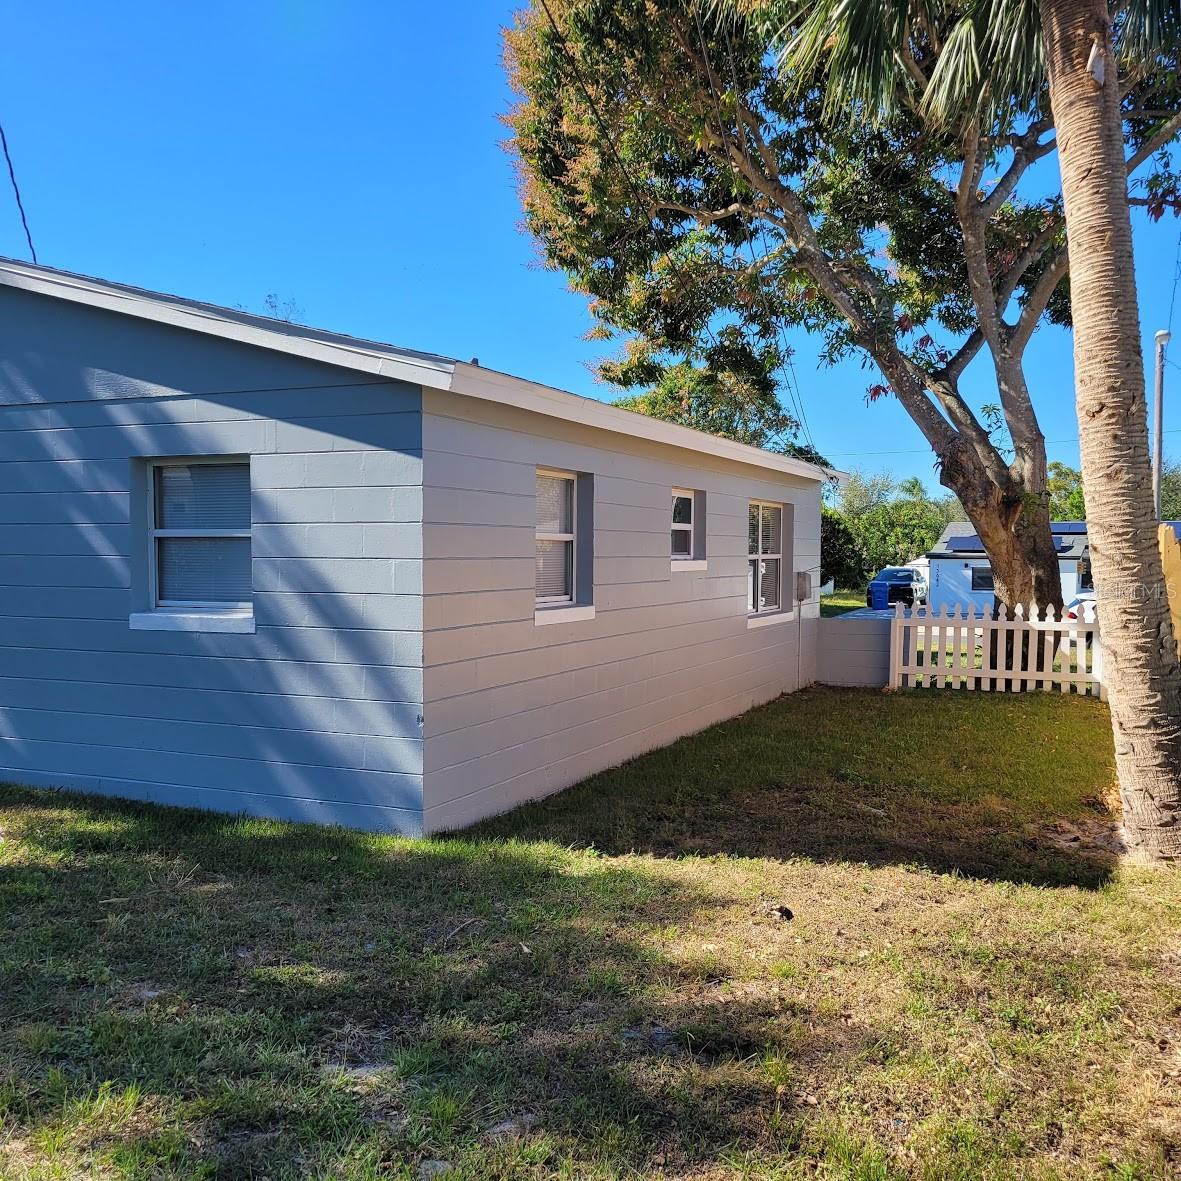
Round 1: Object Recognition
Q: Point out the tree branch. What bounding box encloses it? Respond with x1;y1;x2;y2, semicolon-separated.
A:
650;200;752;225
980;122;1057;216
996;216;1065;311
936;329;985;384
674;27;1012;484
1125;110;1181;174
1011;247;1069;355
956;121;1006;354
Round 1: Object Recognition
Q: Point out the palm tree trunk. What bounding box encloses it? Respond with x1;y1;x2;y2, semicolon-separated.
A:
1041;0;1181;861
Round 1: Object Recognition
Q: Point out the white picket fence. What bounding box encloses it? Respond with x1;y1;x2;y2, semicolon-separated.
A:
888;601;1104;697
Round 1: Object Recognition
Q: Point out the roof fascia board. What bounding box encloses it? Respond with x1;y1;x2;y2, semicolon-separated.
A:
0;263;455;392
0;259;843;483
448;362;843;484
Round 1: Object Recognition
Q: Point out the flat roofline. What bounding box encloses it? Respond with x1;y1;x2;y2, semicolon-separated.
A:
0;257;841;485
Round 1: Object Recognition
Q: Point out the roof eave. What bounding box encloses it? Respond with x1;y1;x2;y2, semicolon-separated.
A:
448;362;843;484
0;259;457;393
0;257;839;484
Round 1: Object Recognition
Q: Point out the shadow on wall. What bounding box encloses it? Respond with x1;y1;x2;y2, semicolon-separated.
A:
0;290;428;830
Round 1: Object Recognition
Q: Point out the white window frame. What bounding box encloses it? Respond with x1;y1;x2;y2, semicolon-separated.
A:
748;499;784;616
147;458;252;611
671;488;697;561
535;467;577;606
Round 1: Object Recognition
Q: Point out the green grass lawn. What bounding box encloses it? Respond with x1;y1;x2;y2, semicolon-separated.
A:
820;589;865;617
2;689;1179;1180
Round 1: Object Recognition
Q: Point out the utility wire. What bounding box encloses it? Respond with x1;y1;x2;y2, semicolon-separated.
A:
1168;220;1181;336
0;119;36;264
826;425;1181;459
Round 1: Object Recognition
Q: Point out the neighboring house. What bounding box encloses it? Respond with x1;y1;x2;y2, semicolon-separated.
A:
0;259;831;835
925;521;1093;611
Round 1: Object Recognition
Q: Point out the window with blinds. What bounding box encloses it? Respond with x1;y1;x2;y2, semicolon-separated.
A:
747;501;783;614
671;489;695;558
535;470;575;603
151;461;252;607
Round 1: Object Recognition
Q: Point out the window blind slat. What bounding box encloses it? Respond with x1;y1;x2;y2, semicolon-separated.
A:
156;463;251;530
535;539;573;600
759;558;781;610
158;537;252;603
760;506;782;555
536;474;573;533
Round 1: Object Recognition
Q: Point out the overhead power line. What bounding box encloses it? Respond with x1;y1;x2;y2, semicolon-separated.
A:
1169;221;1181;336
0;119;36;263
826;425;1181;460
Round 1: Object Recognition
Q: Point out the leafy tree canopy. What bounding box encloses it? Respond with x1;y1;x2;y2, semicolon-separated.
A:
822;470;963;584
820;507;864;587
856;498;946;573
612;360;829;463
505;0;1181;610
1047;457;1181;520
1047;461;1087;521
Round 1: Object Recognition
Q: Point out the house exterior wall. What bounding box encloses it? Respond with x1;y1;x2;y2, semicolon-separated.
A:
927;558;996;612
928;555;1081;611
0;287;426;833
420;390;821;833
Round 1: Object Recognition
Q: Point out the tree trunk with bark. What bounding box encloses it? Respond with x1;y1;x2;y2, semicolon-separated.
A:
1041;0;1181;861
937;450;1058;611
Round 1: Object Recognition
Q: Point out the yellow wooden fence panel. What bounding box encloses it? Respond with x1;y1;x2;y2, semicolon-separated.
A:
1160;524;1181;659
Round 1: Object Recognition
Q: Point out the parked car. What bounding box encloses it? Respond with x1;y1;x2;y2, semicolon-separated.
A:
866;567;927;609
1063;590;1097;621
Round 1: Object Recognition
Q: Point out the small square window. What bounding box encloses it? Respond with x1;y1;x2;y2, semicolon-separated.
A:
971;566;995;592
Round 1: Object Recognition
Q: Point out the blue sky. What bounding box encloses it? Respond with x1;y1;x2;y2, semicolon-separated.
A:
2;1;1179;491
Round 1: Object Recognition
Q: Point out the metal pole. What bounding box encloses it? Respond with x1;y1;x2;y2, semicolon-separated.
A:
1154;329;1170;520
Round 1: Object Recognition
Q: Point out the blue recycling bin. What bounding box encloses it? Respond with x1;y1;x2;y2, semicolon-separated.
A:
868;580;890;611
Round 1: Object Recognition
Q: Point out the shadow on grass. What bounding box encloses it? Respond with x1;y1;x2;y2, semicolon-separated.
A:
0;788;867;1178
0;687;1128;1176
471;686;1121;890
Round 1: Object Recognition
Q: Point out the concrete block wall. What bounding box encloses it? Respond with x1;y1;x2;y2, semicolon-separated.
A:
420;390;822;833
817;616;891;688
0;286;426;832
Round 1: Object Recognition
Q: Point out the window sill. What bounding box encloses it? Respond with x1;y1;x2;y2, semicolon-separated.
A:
534;604;596;627
129;609;256;634
671;559;707;572
747;609;796;630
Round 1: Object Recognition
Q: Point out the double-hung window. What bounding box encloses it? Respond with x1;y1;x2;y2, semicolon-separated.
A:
535;469;576;604
671;489;695;559
748;501;783;614
149;460;252;610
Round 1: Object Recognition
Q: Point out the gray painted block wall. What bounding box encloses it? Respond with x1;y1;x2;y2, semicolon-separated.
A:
0;287;426;832
817;616;892;688
420;391;821;833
